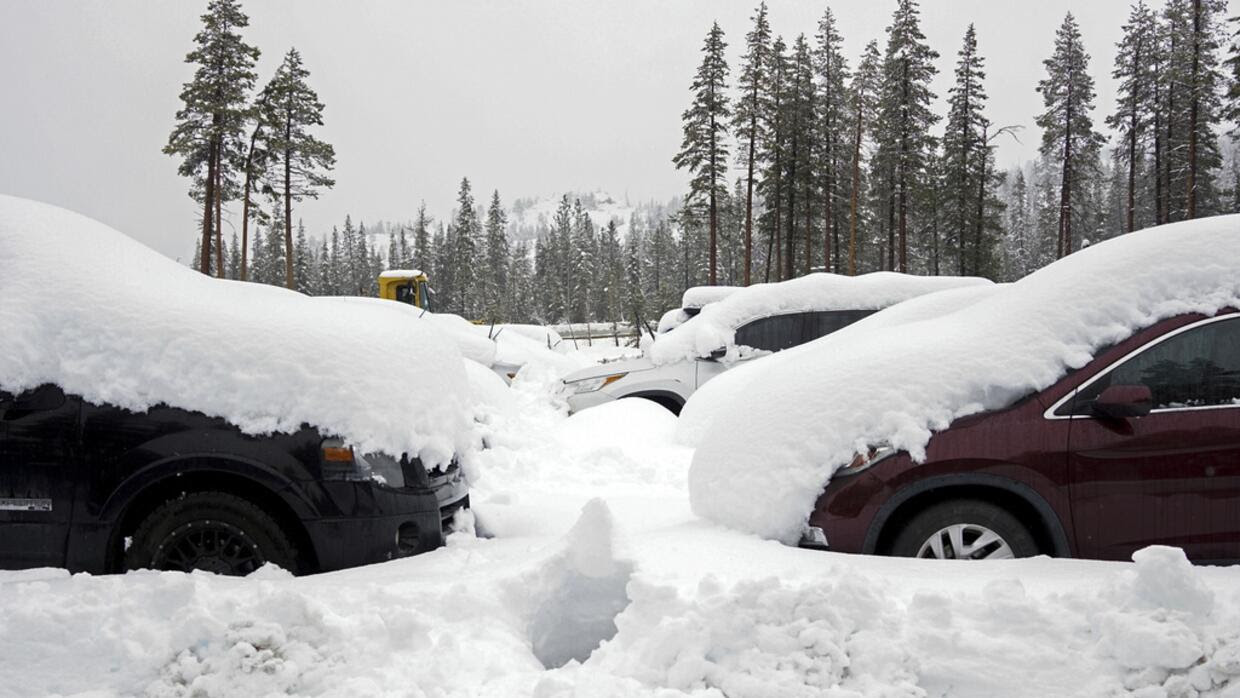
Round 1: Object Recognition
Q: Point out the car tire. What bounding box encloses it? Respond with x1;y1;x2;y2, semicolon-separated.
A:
126;491;300;576
625;395;683;416
889;499;1039;560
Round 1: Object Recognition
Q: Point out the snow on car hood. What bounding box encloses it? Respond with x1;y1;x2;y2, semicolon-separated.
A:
648;272;992;365
0;195;473;466
561;356;656;384
690;216;1240;543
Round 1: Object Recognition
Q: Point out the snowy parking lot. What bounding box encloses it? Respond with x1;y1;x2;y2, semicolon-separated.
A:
3;353;1240;698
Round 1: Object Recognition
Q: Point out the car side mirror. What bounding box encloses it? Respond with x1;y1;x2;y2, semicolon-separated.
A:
1092;384;1153;419
702;347;727;361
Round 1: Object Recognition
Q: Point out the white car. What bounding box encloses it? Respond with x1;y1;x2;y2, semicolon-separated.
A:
561;272;991;414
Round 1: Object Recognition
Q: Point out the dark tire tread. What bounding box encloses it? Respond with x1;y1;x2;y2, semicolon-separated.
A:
125;490;299;575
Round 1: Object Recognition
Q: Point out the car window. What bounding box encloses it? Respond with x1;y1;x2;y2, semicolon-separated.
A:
734;313;806;353
802;310;874;343
1063;316;1240;414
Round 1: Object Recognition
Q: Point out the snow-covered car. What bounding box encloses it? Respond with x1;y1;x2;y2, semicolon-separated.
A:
0;196;476;575
688;215;1240;562
560;272;991;414
655;284;741;334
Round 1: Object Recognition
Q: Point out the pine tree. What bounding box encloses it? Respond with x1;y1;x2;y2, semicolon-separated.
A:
412;202;432;272
482;190;510;322
732;3;771;286
259;48;336;289
942;24;994;275
1182;0;1227;218
874;0;939;272
847;40;882;275
815;9;849;273
1108;2;1158;233
783;34;817;279
673;22;731;285
452;178;481;317
164;0;259;276
1003;168;1034;280
757;36;790;282
293;220;312;293
1036;13;1104;258
317;237;331;294
226;232;241;280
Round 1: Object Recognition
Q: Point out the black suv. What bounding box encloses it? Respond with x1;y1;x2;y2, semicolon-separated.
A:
0;383;469;575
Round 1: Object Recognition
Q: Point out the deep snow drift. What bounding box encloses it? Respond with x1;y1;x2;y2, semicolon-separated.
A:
648;272;992;365
0;195;475;464
690;215;1240;543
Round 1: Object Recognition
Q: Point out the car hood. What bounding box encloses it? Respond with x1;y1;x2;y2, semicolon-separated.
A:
561;357;656;383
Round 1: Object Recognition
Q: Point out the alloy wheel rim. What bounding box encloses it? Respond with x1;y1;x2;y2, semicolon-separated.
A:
916;523;1014;560
153;520;264;575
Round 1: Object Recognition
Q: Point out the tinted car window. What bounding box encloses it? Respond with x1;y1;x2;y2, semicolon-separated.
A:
802;310;874;343
1066;317;1240;413
734;313;806;353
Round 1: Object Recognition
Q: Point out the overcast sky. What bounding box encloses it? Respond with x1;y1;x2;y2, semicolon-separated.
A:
1;1;1231;259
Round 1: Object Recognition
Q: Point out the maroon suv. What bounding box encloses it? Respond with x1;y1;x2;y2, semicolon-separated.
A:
807;309;1240;563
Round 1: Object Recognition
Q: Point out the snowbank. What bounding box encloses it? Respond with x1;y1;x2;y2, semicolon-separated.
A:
691;216;1240;542
0;196;474;465
649;272;991;365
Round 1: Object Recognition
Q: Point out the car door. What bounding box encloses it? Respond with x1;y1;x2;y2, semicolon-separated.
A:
1062;315;1240;562
0;384;81;569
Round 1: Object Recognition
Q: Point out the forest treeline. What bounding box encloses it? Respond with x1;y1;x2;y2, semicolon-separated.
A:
173;0;1240;326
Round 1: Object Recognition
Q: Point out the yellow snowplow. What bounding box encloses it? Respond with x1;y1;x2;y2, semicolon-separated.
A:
378;270;432;310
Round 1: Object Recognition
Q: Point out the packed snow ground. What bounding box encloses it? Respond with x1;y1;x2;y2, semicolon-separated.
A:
3;349;1240;698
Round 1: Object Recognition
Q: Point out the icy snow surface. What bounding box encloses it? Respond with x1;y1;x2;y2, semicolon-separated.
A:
3;342;1240;697
0;195;475;465
691;216;1240;543
648;272;992;365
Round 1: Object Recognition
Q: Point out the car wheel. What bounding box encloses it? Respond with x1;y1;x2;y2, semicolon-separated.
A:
126;491;300;575
890;499;1038;560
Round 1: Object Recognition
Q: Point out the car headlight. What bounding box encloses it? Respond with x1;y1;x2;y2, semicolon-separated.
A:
321;438;404;487
564;373;626;394
835;443;897;477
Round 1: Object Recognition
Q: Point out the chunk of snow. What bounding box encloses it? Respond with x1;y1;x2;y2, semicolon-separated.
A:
680;284;740;309
690;216;1240;542
649;272;991;365
0;195;474;465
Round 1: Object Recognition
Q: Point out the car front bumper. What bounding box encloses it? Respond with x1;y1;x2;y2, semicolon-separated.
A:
301;478;466;572
564;387;618;414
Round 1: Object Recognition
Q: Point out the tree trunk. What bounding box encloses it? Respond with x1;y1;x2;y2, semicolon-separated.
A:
1154;89;1165;225
1058;68;1075;258
744;89;757;286
897;57;909;273
214;150;224;278
1187;0;1201;219
240;122;261;281
199;140;217;275
283;111;295;290
972;128;987;275
848;100;862;276
708;106;718;285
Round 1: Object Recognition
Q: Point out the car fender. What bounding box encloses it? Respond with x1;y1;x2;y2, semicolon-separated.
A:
96;452;315;525
862;471;1072;557
602;363;694;405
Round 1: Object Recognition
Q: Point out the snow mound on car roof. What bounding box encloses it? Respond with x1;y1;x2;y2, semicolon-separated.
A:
648;272;992;365
0;195;473;465
690;216;1240;543
681;284;740;309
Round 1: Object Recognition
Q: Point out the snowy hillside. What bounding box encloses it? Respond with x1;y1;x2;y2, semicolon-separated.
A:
508;191;680;243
